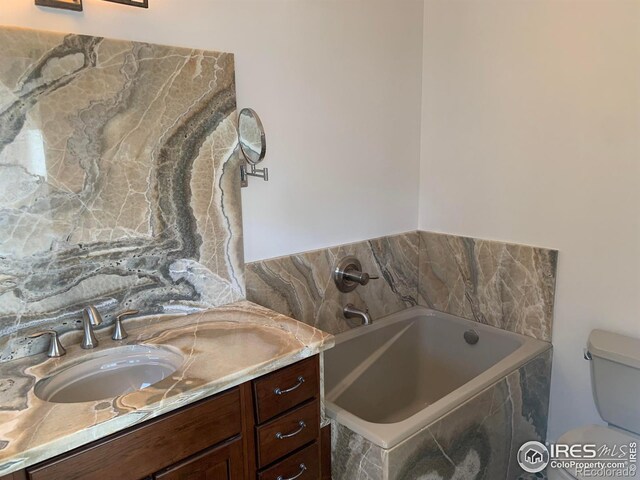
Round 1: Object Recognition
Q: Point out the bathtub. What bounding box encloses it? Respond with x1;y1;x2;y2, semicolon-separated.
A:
324;306;551;450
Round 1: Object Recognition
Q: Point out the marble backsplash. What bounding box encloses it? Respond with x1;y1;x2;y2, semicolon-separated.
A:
418;231;558;342
0;26;244;361
246;232;418;335
246;231;557;341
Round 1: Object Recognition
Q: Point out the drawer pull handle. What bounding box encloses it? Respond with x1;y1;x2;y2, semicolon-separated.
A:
277;463;307;480
275;420;306;440
274;376;305;395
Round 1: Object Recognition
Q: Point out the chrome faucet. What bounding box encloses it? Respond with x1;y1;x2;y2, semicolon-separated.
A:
81;305;103;349
343;304;372;325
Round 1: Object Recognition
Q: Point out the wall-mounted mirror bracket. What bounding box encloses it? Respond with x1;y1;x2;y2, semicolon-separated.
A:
240;163;269;187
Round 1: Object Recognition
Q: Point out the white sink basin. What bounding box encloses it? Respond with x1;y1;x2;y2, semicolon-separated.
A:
34;345;184;403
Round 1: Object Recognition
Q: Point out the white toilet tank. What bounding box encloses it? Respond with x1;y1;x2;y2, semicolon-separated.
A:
588;329;640;435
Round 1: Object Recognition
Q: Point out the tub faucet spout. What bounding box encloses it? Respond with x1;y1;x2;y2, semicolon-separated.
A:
343;304;372;325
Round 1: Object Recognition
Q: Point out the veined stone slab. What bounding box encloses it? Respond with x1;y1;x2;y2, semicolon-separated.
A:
418;231;558;342
0;26;244;361
246;232;419;335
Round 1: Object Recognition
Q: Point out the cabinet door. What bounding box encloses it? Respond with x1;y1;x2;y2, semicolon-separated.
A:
154;437;244;480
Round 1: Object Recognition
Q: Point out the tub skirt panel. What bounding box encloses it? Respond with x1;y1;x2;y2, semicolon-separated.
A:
331;348;552;480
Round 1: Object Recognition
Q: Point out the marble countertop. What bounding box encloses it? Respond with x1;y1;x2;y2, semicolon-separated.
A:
0;301;334;476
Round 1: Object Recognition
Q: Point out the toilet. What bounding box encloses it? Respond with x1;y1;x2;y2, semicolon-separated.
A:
548;329;640;480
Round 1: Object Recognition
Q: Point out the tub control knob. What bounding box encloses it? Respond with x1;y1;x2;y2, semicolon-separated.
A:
334;256;379;292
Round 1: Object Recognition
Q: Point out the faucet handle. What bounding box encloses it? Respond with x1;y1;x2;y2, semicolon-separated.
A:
112;309;139;341
28;330;66;357
334;256;380;292
343;270;379;286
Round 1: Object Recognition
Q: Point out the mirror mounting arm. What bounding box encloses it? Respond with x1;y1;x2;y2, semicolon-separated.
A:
240;163;269;187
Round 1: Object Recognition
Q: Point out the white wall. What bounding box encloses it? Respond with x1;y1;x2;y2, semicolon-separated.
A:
0;0;424;262
421;0;640;440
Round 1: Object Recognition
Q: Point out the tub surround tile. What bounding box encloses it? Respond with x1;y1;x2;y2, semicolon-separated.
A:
505;351;553;480
246;232;418;335
332;419;388;480
246;230;557;342
330;348;552;480
418;231;558;342
0;300;334;476
0;26;244;362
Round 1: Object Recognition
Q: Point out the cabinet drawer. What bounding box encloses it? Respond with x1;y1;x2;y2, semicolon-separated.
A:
154;436;244;480
258;442;319;480
256;400;319;468
28;388;242;480
253;356;319;423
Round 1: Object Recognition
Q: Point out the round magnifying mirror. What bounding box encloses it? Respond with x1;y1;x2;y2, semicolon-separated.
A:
238;108;266;165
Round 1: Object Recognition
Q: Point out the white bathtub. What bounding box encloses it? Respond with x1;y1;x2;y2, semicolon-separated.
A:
324;306;551;449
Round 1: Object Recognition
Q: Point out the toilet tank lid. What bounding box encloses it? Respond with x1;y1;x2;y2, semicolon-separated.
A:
588;329;640;369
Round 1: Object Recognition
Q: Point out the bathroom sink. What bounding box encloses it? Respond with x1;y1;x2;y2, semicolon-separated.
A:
34;345;184;403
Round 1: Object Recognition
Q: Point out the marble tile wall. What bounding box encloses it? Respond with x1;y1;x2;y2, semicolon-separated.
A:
0;26;244;361
246;230;558;342
418;231;558;342
332;421;387;480
332;348;553;480
245;232;418;335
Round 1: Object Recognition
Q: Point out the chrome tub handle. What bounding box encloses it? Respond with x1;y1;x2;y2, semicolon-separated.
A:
277;463;307;480
275;420;306;440
274;376;305;395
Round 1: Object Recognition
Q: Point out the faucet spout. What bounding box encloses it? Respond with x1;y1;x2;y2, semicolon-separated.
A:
81;305;103;349
343;304;372;326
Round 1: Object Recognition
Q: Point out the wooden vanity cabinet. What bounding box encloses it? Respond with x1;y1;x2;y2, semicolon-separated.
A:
2;355;326;480
251;356;321;479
